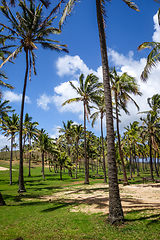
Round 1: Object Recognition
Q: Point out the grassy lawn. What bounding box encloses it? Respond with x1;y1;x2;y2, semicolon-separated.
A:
0;160;160;240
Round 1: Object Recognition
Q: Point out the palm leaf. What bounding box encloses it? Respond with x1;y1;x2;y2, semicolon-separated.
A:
59;0;78;29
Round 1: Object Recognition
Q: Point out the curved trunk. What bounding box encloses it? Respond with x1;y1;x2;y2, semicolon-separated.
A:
84;101;89;184
10;135;13;185
115;93;128;184
18;50;29;193
101;113;107;183
96;0;123;223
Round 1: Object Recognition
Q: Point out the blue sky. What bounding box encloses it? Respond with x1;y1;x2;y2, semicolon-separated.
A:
1;0;160;149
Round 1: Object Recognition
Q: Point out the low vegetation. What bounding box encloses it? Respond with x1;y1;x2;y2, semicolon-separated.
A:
0;160;160;240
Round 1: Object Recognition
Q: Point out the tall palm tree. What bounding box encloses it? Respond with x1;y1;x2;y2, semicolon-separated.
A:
90;94;107;182
95;0;140;223
62;73;102;184
0;113;19;185
110;67;142;184
0;0;68;192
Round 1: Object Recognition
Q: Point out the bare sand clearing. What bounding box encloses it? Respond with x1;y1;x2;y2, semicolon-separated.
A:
40;183;160;214
0;166;16;171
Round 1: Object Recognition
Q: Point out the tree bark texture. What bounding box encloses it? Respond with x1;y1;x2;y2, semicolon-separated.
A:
10;136;13;185
115;93;128;184
18;50;29;193
101;114;107;183
42;151;45;180
96;0;124;223
84;101;89;184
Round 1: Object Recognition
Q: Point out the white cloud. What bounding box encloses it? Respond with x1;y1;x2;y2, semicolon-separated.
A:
0;135;10;150
152;12;160;41
3;90;31;103
37;94;54;110
50;125;61;139
53;81;83;114
56;55;93;77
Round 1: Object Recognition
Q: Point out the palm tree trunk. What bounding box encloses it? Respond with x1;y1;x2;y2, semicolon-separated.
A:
149;139;154;180
115;93;128;184
129;147;132;179
84;101;89;184
10;136;13;185
28;138;31;177
18;49;29;193
101;114;107;183
60;166;62;180
96;0;123;223
154;151;159;177
42;150;45;180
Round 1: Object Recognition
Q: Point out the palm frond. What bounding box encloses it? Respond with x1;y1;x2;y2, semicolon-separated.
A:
62;97;81;106
122;0;140;12
59;0;78;29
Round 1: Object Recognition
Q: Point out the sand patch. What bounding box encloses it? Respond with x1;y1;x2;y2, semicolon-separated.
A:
39;183;160;214
0;166;16;171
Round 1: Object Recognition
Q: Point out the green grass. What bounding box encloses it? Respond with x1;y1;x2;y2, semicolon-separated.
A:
0;161;160;240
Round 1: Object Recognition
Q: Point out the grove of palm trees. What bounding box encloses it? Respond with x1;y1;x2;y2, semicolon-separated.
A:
0;0;160;239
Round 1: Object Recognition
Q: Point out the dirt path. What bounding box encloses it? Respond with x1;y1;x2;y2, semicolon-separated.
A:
40;183;160;214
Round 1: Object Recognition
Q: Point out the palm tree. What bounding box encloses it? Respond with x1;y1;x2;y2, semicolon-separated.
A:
0;99;14;124
26;121;39;176
72;123;84;179
13;142;18;159
0;113;19;185
95;0;140;223
59;120;74;177
0;1;68;192
140;111;160;180
124;121;140;179
34;129;51;180
90;94;107;182
62;73;102;184
110;67;142;184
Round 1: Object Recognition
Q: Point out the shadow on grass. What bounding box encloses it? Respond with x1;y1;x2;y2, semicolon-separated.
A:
41;201;75;212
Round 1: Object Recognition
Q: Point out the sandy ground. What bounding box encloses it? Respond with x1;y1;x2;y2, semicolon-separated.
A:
0;166;16;171
40;183;160;214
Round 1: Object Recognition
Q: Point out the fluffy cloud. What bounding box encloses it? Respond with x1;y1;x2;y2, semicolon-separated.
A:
56;55;94;77
152;12;160;41
37;94;54;110
3;91;31;103
0;135;10;150
50;125;61;139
